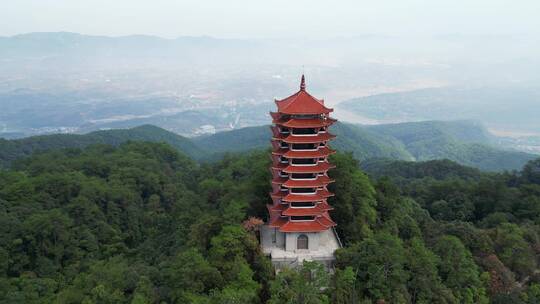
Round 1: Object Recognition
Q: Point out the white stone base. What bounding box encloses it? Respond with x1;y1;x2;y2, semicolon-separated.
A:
260;225;341;271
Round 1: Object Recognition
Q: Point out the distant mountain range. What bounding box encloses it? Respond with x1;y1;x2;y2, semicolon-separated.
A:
338;87;540;135
1;120;537;172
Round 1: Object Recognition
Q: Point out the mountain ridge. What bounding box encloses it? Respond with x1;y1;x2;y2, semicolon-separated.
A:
1;120;537;171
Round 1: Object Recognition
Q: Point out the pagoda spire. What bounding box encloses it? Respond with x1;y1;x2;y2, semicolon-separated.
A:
300;74;306;91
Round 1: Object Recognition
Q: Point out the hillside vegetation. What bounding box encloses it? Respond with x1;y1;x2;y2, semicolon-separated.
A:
1;121;536;171
1;141;540;303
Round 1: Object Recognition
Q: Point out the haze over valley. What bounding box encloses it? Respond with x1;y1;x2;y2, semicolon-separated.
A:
1;32;540;157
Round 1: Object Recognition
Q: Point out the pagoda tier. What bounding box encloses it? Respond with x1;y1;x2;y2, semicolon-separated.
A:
270;162;335;174
272;147;336;159
270;189;334;202
275;176;333;188
272;117;337;128
274;86;333;115
267;201;333;215
272;133;336;144
282;162;335;173
267;75;338;233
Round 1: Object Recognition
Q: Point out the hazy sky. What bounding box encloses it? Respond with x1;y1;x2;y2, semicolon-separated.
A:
2;0;540;38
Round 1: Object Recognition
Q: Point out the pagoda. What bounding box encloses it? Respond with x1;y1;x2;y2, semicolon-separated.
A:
260;75;341;270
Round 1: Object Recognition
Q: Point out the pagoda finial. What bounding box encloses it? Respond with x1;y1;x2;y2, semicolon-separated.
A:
300;74;306;91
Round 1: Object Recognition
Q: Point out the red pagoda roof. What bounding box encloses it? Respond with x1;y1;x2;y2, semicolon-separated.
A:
271;177;288;185
275;132;336;143
267;203;286;213
317;213;336;227
283;190;334;202
282;202;333;216
272;117;337;128
272;147;335;159
275;76;333;115
279;216;336;232
282;162;335;173
282;176;334;188
269;189;334;201
269;217;288;228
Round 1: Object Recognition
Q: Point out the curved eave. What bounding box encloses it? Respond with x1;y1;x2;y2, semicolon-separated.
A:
272;147;335;158
275;133;336;143
271;177;288;185
269;217;288;228
282;190;334;202
282;162;335;173
274;118;337;128
282;203;333;216
278;218;335;232
282;176;334;188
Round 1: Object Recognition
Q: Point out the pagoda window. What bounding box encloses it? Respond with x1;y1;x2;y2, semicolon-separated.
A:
280;127;290;134
291;187;316;194
291;173;316;180
292;158;317;165
319;142;325;147
280;186;288;192
291;202;316;208
319;127;327;133
297;234;309;249
292;128;317;135
318;158;325;162
291;143;317;150
272;228;277;243
280;142;289;149
291;216;315;221
280;156;289;163
279;171;289;178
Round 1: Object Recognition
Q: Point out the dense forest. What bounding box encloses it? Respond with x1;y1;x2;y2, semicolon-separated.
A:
1;141;540;303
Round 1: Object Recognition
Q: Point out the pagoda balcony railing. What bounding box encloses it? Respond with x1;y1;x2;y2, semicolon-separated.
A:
290;216;316;222
290;191;316;195
292;114;321;119
290;202;316;208
290;163;318;167
291;143;318;151
290;188;317;195
291;158;317;166
289;176;317;181
290;147;319;151
289;132;319;137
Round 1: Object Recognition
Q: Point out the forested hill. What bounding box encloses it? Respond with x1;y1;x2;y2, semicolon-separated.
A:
0;125;203;167
2;141;540;302
1;121;537;171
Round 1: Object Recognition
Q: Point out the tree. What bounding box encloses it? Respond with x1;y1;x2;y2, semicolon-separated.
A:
329;153;377;243
335;232;409;302
491;223;536;279
433;235;488;304
522;159;540;185
162;249;222;302
268;262;330;304
405;238;455;304
332;266;357;304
